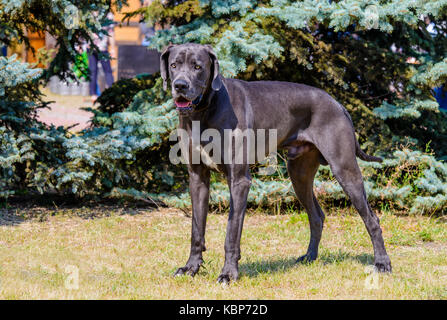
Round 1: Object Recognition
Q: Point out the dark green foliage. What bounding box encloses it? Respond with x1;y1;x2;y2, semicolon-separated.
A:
0;1;128;81
147;0;447;157
1;0;447;215
95;73;161;116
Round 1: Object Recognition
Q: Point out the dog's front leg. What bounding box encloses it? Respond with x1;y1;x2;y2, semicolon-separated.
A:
217;164;251;284
174;164;210;277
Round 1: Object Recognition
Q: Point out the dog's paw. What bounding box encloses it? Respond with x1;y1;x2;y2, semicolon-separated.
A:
374;257;392;273
296;253;317;264
217;266;239;284
174;264;200;277
216;274;231;285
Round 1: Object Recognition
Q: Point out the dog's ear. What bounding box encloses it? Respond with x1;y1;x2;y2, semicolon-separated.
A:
205;45;223;91
160;44;174;91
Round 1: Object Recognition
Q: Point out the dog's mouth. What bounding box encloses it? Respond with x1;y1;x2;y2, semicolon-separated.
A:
174;97;192;109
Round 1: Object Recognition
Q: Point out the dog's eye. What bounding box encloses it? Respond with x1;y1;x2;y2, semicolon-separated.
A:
194;65;201;70
171;63;176;68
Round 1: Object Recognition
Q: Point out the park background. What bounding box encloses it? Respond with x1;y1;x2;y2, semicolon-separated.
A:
0;0;447;299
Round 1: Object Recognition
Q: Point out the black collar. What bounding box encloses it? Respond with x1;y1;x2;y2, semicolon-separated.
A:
191;94;203;106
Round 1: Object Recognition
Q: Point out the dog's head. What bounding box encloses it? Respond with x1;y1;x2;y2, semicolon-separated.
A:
160;43;223;114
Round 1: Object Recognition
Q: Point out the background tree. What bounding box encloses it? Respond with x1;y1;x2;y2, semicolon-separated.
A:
1;0;447;215
133;0;447;158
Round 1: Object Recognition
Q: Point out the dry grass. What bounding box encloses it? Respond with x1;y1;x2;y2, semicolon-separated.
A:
0;206;446;299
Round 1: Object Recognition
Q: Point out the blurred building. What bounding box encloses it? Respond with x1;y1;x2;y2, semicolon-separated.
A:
21;0;147;81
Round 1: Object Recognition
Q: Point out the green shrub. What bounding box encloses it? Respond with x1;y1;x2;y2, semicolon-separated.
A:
1;0;447;216
94;73;161;116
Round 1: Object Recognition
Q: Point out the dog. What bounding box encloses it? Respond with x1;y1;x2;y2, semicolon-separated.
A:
160;43;391;283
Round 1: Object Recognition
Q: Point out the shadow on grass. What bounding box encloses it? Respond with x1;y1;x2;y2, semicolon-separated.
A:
240;257;298;278
318;251;374;266
239;251;374;278
0;211;24;226
0;193;166;226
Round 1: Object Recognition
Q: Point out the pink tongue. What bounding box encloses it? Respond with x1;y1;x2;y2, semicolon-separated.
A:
175;100;192;108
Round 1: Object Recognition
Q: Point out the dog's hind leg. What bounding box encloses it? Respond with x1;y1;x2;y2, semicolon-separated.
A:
329;158;392;272
314;124;392;272
287;147;325;263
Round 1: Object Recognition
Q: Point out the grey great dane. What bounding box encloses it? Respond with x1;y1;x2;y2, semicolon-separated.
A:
160;43;391;283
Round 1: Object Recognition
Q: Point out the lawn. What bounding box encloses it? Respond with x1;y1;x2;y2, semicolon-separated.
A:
0;205;446;299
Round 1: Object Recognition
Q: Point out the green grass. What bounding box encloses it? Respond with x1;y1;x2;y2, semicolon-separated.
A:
0;207;446;299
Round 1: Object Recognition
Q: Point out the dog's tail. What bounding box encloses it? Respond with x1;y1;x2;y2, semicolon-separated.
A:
341;106;383;163
355;139;383;162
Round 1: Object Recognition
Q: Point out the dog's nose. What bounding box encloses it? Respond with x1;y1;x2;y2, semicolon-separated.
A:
174;79;189;91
